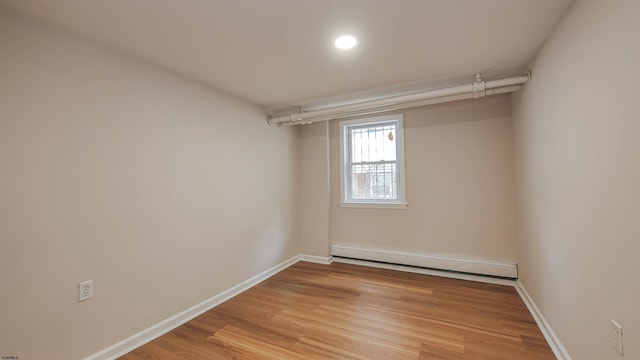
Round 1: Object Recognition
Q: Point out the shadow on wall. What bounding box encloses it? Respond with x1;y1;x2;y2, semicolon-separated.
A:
403;95;512;129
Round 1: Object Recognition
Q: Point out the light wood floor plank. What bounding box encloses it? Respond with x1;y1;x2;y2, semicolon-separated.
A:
119;262;555;359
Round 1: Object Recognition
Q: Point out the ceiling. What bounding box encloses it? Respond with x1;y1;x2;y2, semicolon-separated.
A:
1;0;573;110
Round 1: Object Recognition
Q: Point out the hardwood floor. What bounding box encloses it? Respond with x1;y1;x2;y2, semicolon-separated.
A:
119;262;555;359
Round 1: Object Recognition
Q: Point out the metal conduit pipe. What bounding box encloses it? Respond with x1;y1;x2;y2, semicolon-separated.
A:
276;84;523;127
267;72;530;126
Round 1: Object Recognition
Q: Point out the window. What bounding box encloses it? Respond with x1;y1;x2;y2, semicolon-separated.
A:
340;114;407;209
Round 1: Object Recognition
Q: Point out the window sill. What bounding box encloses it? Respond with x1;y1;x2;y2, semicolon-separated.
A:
340;202;408;210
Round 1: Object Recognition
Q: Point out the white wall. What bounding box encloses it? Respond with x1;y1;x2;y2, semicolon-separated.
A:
0;14;298;359
298;122;331;257
512;1;640;359
328;96;517;262
298;95;517;263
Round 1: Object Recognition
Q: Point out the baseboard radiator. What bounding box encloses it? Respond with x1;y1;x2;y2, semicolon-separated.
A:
331;244;517;279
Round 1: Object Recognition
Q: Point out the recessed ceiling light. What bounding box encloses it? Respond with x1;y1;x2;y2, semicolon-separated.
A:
335;35;357;50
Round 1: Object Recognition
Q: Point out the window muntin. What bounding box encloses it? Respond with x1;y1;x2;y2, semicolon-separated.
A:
341;115;406;207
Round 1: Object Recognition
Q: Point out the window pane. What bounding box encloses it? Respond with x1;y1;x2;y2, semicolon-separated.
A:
351;163;397;200
342;115;404;205
349;123;396;162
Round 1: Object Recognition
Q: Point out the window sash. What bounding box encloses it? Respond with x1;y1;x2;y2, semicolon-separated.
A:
348;162;398;200
346;120;400;202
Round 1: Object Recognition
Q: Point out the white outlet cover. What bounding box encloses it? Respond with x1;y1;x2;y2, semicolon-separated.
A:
79;280;93;302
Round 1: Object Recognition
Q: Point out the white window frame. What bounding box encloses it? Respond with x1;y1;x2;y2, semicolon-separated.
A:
340;114;408;209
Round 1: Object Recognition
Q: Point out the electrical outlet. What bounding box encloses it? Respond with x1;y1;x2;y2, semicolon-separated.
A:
270;230;275;241
611;320;623;356
78;280;93;302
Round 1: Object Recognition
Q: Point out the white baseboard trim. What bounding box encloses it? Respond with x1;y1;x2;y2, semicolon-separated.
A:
84;255;300;360
333;257;515;286
515;280;571;360
299;254;333;265
331;243;518;279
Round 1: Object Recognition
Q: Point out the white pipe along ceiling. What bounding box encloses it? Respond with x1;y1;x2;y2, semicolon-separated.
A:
267;72;531;127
